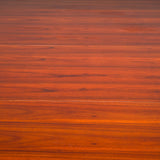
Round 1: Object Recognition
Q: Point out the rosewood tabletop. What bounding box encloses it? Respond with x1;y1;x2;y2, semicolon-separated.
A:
0;0;160;159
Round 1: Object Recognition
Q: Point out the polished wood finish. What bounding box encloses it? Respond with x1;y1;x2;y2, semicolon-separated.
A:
0;45;160;101
0;101;160;160
0;0;160;159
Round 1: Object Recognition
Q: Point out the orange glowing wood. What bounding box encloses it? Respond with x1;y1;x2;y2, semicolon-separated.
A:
0;0;160;159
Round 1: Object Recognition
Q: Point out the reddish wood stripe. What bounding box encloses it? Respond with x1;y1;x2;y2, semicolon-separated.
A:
0;46;160;101
0;101;159;159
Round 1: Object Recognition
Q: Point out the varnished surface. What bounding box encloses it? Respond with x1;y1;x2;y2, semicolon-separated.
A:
0;101;160;160
0;45;160;101
0;0;160;159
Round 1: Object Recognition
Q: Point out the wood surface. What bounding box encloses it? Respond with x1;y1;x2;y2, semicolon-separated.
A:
0;0;160;159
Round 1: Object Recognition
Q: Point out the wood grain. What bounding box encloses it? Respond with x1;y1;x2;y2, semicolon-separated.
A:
0;0;160;159
0;101;160;160
0;45;160;101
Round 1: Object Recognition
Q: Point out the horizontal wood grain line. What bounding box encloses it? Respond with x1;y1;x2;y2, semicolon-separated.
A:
0;101;160;122
1;99;160;103
1;62;160;69
0;14;159;18
0;2;160;10
0;44;160;47
0;83;159;101
0;44;160;55
1;33;160;36
1;16;160;22
1;120;160;124
0;150;160;160
0;35;159;45
1;21;159;27
0;149;160;154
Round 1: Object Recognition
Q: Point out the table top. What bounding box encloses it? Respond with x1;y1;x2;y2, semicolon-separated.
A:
0;0;160;159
